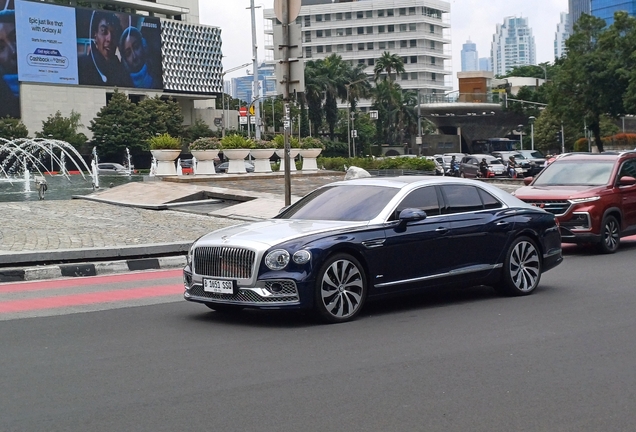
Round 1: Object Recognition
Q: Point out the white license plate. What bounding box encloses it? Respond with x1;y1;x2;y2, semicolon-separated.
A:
203;279;235;294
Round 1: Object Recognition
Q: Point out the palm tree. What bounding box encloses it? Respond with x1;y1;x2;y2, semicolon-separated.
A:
304;59;328;136
373;51;405;82
344;63;372;112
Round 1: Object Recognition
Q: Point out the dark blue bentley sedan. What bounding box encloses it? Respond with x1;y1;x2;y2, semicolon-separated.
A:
183;176;562;323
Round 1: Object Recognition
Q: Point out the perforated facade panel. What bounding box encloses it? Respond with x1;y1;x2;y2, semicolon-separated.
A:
160;20;223;94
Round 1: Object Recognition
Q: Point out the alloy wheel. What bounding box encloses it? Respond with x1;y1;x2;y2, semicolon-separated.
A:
509;240;540;292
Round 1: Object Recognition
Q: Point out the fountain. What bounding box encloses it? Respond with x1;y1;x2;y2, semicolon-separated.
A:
0;138;97;200
91;146;100;189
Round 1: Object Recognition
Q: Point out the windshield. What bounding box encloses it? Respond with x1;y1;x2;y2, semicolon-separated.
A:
525;151;544;158
277;185;399;221
533;160;614;186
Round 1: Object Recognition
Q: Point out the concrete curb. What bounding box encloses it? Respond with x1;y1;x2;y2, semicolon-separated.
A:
0;255;187;283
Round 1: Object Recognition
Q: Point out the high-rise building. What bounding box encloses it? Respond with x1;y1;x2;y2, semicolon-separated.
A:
490;16;536;76
230;64;277;102
479;57;492;71
592;0;636;26
461;40;479;71
569;0;591;31
263;0;453;108
5;0;223;137
555;12;570;59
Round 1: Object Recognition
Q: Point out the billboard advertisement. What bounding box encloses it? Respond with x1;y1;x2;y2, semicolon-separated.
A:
0;0;19;118
15;0;79;85
75;9;162;89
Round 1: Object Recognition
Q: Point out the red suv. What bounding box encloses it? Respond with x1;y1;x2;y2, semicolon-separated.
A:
513;152;636;253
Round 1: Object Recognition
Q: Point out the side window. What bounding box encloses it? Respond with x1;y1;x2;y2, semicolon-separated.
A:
477;188;503;210
390;186;440;220
441;185;484;214
618;159;636;179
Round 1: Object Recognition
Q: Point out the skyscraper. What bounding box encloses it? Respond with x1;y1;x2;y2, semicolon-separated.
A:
479;57;492;71
592;0;636;26
491;16;536;76
263;0;453;106
555;12;570;58
569;0;591;31
461;40;479;71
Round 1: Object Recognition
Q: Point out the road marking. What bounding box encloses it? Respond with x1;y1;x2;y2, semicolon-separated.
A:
0;284;181;313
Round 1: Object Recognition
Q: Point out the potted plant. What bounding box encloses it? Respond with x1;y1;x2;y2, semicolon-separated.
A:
250;140;275;173
273;135;300;172
148;133;182;176
189;137;221;175
220;134;254;174
299;137;325;171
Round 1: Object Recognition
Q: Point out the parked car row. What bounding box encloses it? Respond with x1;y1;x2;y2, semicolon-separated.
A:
431;150;547;178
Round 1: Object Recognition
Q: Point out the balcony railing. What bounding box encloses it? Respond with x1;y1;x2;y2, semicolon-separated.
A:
421;92;504;104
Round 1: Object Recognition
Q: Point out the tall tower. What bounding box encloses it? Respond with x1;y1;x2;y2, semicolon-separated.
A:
491;16;536;76
591;0;636;26
461;40;479;71
555;12;570;59
569;0;591;31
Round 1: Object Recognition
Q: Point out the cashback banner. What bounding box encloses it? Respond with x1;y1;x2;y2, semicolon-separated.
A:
15;0;79;85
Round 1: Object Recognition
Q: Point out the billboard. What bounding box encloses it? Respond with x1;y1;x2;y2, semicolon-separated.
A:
75;9;162;89
0;0;19;118
15;0;79;85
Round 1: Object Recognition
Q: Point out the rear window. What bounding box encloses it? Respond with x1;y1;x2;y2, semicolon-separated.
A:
533;160;614;186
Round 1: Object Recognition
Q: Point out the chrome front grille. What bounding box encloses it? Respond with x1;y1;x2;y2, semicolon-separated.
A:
193;247;255;279
188;282;299;304
521;199;572;216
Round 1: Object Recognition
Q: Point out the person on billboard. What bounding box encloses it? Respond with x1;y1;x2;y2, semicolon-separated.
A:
78;11;132;87
0;8;19;118
119;26;161;89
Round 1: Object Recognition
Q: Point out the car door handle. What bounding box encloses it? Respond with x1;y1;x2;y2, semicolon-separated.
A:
496;221;510;226
435;227;449;233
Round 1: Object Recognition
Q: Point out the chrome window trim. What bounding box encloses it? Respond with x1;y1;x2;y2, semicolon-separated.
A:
375;263;502;288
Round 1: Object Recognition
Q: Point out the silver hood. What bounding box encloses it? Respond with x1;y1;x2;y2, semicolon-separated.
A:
195;219;368;249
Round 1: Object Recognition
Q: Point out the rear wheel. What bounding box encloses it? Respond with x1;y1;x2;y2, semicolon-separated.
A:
314;254;367;323
597;215;620;254
495;236;541;296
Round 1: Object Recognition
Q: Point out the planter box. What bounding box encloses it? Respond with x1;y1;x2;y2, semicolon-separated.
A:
250;149;275;173
150;149;181;176
191;150;219;175
300;148;323;171
223;149;251;174
276;148;300;172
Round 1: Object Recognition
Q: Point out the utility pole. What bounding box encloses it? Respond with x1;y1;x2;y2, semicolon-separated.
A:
281;0;291;205
249;0;261;140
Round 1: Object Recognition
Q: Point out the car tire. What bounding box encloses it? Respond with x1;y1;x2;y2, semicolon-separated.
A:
460;172;465;178
205;304;244;313
495;236;541;296
314;253;367;323
597;215;620;254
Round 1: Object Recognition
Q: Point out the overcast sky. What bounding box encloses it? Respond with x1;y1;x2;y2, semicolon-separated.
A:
199;0;569;88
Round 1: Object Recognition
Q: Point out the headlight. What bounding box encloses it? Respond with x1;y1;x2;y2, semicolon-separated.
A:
265;249;290;270
187;245;194;265
292;250;311;264
569;196;600;204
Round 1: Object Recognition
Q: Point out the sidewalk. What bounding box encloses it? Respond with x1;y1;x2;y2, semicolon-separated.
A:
0;171;522;282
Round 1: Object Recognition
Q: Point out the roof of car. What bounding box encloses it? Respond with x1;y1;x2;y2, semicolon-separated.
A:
554;151;636;162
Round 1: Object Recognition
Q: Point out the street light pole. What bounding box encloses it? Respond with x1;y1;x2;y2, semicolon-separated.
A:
517;124;524;150
346;84;351;158
249;0;262;140
529;116;536;150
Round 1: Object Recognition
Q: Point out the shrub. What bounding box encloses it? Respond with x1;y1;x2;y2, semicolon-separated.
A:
189;137;221;151
300;137;325;149
316;156;435;172
220;134;254;149
252;139;274;149
272;134;300;149
148;133;181;150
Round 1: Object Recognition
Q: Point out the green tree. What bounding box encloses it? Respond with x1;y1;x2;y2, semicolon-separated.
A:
0;117;29;140
35;110;87;149
89;89;146;160
373;51;405;82
183;118;215;146
138;96;184;139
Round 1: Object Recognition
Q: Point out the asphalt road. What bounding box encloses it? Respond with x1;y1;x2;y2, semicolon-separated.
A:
1;242;636;432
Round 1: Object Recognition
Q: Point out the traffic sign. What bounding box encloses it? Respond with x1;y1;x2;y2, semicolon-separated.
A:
274;0;301;23
249;105;255;116
239;116;248;125
239;106;248;117
250;116;256;124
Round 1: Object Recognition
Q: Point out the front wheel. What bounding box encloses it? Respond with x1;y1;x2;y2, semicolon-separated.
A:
597;215;620;254
314;253;367;323
495;236;541;296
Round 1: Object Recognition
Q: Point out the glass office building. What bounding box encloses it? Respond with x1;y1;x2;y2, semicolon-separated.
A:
592;0;636;25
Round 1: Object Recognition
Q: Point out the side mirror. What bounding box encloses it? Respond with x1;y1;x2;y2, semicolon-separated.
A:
619;176;636;186
523;176;533;186
399;208;427;222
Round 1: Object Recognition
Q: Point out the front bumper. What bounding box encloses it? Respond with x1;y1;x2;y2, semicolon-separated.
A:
183;268;311;310
559;227;602;244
